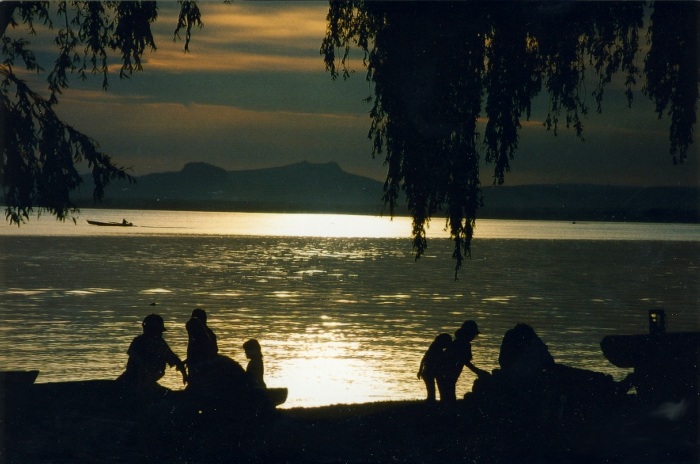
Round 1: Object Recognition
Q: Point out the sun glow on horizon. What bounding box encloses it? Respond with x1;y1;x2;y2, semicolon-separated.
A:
209;213;425;239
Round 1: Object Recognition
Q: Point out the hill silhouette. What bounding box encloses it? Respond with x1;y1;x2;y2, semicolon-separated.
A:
75;161;698;222
77;161;387;215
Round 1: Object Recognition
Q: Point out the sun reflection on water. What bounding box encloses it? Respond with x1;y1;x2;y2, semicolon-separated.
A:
267;334;395;407
0;217;698;408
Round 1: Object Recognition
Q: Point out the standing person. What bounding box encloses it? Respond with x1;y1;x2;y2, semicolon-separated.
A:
185;308;218;383
117;313;187;397
243;338;266;388
439;320;488;402
417;333;452;401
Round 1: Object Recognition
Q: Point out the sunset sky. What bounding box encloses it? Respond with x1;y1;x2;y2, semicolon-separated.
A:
12;2;698;187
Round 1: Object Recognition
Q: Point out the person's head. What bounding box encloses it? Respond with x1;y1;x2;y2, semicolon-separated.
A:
243;338;262;358
142;313;166;336
191;308;207;323
432;333;452;351
458;320;480;340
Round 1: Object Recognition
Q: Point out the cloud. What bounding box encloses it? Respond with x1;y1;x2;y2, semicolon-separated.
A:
142;47;325;73
60;99;364;133
6;2;330;77
147;3;329;73
194;3;327;43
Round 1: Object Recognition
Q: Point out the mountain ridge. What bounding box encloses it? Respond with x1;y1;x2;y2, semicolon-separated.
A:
74;161;698;222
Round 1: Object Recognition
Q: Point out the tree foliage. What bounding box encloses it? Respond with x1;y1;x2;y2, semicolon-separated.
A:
322;1;698;276
0;1;202;224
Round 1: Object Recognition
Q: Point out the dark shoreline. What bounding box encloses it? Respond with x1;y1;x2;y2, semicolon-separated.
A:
2;378;697;464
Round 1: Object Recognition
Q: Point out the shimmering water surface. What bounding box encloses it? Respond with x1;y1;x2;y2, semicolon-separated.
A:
1;209;698;408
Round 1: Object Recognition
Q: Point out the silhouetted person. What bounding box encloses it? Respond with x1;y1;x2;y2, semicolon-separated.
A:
185;308;218;383
182;311;269;413
498;323;554;381
417;333;452;401
243;338;266;388
117;313;187;397
439;320;487;402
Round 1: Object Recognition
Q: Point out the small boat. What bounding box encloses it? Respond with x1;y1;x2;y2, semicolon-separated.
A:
87;219;133;227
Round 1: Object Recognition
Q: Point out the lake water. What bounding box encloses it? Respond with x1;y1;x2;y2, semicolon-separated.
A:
0;209;698;408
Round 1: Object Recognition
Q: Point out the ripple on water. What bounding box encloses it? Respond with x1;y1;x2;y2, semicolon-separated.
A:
0;232;697;407
140;288;173;294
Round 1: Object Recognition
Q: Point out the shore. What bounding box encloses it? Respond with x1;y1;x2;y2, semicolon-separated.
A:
1;377;697;464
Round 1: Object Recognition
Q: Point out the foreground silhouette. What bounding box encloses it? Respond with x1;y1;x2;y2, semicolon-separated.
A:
417;333;452;401
243;338;267;389
2;314;697;463
442;321;490;400
467;320;697;463
116;313;187;400
181;310;274;418
185;308;219;385
419;320;490;402
601;309;699;408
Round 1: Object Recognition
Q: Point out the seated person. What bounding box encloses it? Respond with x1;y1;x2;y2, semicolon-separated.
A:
185;308;219;382
243;338;266;388
117;313;187;396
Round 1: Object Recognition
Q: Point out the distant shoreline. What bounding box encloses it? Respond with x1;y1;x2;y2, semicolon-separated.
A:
64;201;699;224
62;161;698;224
2;200;698;226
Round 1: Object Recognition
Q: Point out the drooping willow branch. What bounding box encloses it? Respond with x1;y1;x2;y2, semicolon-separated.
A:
0;1;205;225
323;1;696;276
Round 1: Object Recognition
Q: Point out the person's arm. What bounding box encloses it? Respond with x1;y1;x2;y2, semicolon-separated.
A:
170;351;188;385
417;355;426;379
464;361;489;377
176;360;188;385
163;342;188;385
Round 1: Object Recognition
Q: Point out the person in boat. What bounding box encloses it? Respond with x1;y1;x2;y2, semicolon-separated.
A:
185;308;219;384
417;333;452;401
117;313;187;396
439;320;488;402
243;338;266;388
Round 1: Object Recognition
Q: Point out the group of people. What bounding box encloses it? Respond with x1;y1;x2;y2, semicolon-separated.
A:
117;309;265;398
417;319;489;402
118;311;485;404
